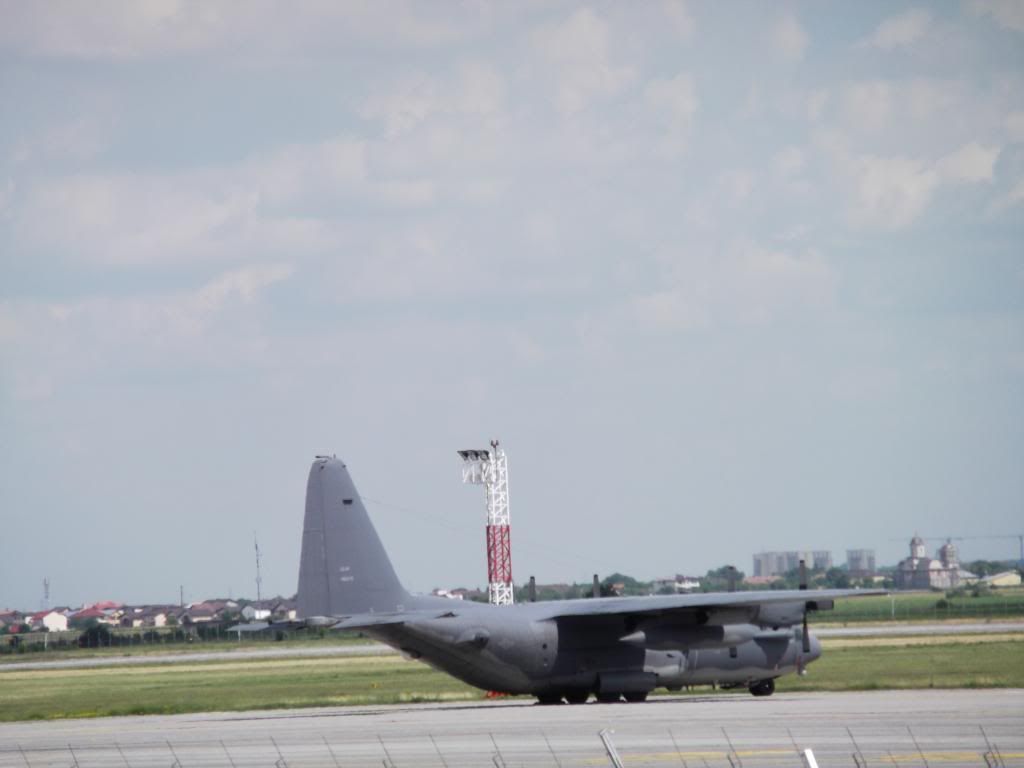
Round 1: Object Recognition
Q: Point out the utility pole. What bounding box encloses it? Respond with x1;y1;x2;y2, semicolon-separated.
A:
254;532;263;603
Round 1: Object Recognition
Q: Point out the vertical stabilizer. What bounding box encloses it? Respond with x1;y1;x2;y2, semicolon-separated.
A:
297;457;407;618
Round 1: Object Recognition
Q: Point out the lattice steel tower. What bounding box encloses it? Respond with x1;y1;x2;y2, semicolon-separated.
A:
458;440;513;606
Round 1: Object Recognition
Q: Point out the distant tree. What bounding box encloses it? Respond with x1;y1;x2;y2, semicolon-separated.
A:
601;573;652;596
78;621;112;648
701;565;746;591
965;560;1015;577
822;567;850;589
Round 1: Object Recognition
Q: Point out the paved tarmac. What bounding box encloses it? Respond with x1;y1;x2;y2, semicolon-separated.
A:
1;689;1021;767
3;621;1020;673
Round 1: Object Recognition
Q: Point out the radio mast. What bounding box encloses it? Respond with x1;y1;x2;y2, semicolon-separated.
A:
458;440;513;606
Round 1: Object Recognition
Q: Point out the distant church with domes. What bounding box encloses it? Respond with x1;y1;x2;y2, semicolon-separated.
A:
895;536;975;590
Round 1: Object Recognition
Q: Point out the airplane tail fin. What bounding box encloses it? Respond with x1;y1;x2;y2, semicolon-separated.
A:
296;456;408;618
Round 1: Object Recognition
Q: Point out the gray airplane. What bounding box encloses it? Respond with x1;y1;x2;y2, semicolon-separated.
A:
296;455;883;703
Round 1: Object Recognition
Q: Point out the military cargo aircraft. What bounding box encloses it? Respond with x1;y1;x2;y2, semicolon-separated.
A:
295;455;882;703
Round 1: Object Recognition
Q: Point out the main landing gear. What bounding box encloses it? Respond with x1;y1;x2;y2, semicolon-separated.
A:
748;678;775;697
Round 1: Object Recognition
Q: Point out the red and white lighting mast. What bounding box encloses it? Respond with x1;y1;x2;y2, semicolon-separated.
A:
458;440;513;606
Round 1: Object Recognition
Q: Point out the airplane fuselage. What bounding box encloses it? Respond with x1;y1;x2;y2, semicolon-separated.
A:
365;596;820;700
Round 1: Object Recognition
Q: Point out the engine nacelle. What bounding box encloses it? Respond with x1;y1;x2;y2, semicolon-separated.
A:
755;599;835;629
755;601;804;628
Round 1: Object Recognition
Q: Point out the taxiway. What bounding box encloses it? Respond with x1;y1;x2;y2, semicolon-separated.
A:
1;689;1021;767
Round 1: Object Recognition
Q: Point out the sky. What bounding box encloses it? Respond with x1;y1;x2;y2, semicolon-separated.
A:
1;1;1022;611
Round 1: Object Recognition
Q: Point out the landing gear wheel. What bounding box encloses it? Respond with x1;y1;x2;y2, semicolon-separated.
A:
749;679;775;697
564;691;589;704
536;694;563;705
596;692;621;703
623;691;649;703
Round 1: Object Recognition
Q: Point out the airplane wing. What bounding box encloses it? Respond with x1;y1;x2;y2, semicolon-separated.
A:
532;588;885;622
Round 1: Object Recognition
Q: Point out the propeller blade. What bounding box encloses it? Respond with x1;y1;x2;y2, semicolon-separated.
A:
802;610;811;654
798;559;807;590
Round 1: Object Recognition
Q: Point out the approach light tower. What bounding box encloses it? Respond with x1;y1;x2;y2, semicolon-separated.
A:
458;440;513;606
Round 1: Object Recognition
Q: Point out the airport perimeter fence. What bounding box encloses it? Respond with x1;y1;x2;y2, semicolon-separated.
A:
3;724;1018;768
0;625;347;657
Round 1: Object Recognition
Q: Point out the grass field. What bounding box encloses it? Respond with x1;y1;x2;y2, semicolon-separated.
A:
778;638;1024;693
816;588;1024;623
1;638;1021;722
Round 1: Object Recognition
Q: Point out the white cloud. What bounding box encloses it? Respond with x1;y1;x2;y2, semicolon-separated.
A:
628;241;836;332
847;154;940;230
969;0;1024;33
989;177;1024;213
1;263;293;400
806;89;829;122
769;15;807;62
935;142;1000;183
359;63;506;137
66;263;292;345
642;73;698;156
823;79;966;142
359;75;441;137
661;0;694;39
904;78;960;121
866;8;932;49
841;81;893;134
716;169;756;205
12;138;369;265
0;0;477;59
1006;178;1024;206
10;111;116;166
773;146;805;178
532;8;634;115
825;140;1000;229
1006;111;1024;142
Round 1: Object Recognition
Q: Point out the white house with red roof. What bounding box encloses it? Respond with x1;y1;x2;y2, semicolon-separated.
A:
28;610;68;632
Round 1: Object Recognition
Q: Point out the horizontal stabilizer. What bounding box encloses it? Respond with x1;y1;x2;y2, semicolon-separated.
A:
331;609;459;631
226;622;269;633
227;616;336;633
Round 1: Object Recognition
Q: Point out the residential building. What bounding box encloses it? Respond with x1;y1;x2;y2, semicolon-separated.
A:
652;575;702;593
982;571;1022;588
28;610;68;632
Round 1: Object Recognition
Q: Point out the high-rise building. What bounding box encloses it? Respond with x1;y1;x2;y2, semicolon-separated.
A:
812;551;833;570
846;549;876;576
752;550;832;578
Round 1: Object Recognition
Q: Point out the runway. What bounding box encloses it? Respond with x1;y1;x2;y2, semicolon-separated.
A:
814;620;1024;637
0;643;394;672
1;689;1021;767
